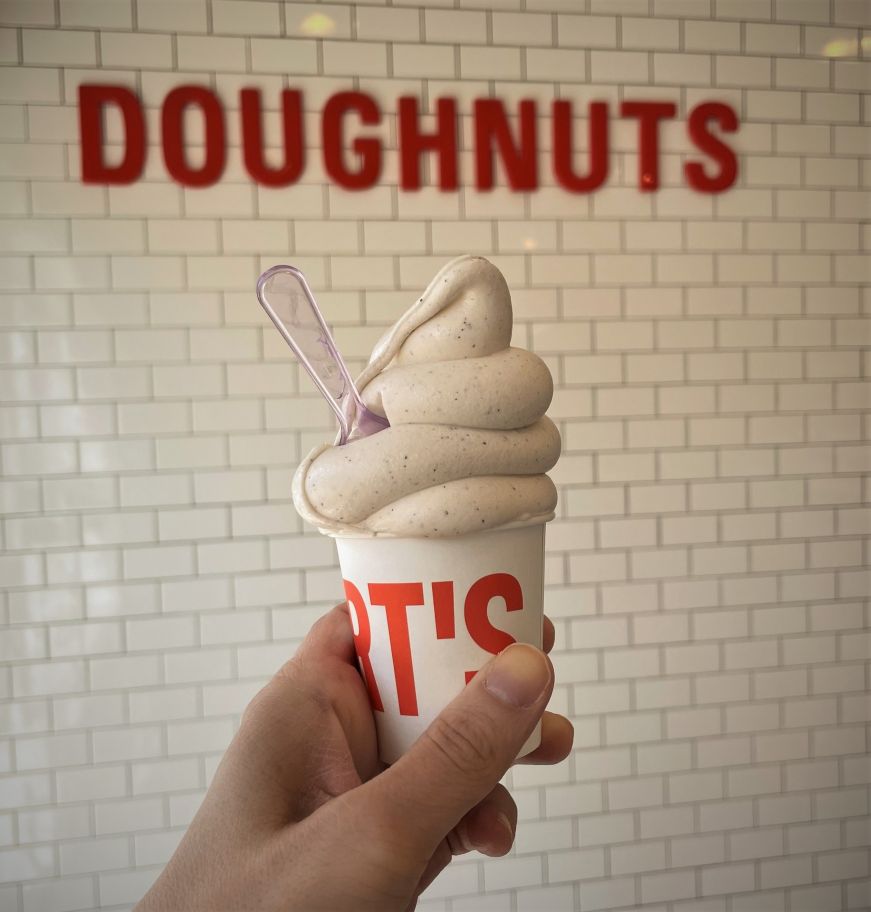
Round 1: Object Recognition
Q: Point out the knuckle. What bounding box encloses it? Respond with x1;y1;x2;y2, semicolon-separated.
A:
240;666;328;734
239;684;271;731
424;708;499;777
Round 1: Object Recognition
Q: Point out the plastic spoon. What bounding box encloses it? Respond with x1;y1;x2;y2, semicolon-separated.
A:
256;265;390;445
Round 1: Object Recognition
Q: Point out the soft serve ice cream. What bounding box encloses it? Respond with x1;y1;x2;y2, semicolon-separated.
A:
289;255;559;761
292;255;561;537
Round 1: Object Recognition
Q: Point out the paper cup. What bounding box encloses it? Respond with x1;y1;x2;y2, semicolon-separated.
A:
335;524;545;765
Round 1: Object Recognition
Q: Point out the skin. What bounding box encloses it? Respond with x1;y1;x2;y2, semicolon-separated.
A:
136;604;574;912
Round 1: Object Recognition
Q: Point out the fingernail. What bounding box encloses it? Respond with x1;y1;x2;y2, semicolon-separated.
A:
483;643;550;708
467;811;514;853
494;812;514;842
453;821;474;855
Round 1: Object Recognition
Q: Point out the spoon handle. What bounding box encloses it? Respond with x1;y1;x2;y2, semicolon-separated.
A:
256;265;357;443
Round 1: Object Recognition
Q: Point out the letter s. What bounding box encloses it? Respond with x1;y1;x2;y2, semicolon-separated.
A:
685;102;739;193
464;572;523;682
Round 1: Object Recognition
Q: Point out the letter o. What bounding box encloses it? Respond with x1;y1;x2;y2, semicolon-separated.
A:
161;85;226;187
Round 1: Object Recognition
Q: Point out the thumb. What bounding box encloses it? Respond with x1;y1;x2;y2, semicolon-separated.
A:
359;643;552;859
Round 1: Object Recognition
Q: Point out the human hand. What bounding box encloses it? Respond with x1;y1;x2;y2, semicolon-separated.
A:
136;604;574;912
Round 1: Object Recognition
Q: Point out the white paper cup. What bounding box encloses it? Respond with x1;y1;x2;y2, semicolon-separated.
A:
335;524;545;765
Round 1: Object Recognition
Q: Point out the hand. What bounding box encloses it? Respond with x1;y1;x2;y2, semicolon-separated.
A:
136;604;574;912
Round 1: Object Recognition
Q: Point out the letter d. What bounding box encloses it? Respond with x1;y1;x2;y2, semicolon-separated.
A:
79;84;145;184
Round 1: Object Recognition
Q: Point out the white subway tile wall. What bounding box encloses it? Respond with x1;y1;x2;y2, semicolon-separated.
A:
0;0;869;909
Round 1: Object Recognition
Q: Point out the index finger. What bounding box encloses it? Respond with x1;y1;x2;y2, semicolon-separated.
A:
292;602;357;668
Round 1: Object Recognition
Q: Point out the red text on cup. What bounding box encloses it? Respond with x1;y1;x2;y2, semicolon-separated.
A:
343;574;524;717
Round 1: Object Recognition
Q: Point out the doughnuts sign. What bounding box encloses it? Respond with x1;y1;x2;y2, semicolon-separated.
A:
79;85;739;193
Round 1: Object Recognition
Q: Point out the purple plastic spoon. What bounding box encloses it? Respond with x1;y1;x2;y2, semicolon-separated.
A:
256;265;390;445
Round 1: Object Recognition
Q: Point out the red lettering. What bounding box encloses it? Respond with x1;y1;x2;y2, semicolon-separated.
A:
620;100;676;191
240;88;304;187
343;581;383;711
79;84;145;185
161;85;225;187
78;86;740;196
322;91;382;190
432;581;455;640
553;100;609;193
368;582;425;716
398;96;458;191
474;99;537;191
464;572;523;682
685;102;739;193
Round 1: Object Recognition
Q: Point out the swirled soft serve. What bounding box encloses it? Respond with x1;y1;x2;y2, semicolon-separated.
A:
292;255;560;537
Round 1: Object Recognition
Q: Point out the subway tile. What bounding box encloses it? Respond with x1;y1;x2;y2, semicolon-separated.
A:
53;692;124;731
55;765;126;804
163;647;232;685
16;806;88;851
14;731;88;772
209;0;279;35
759;793;813;829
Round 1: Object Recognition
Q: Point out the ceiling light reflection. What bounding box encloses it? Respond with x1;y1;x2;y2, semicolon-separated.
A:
300;13;336;36
821;37;858;57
